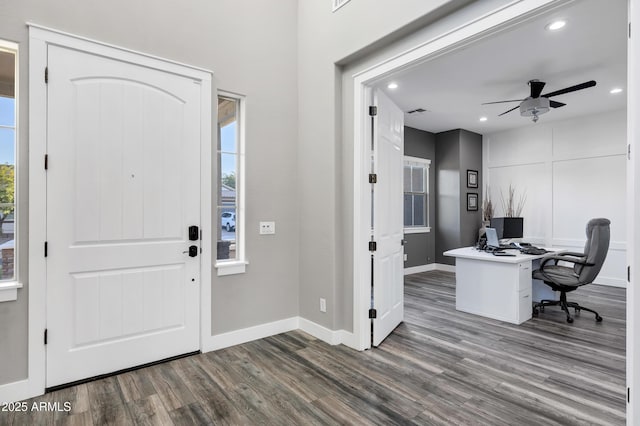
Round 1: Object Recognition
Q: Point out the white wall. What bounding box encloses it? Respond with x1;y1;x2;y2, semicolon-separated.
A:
484;109;627;287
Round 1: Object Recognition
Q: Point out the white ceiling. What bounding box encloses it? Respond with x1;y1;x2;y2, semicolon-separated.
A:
375;0;627;135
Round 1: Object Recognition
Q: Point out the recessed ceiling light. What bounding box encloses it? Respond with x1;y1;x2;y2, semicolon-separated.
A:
387;83;398;89
610;87;623;94
479;116;488;122
546;20;566;31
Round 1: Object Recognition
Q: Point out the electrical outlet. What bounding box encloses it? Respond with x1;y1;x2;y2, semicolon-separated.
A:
259;221;276;235
320;298;327;313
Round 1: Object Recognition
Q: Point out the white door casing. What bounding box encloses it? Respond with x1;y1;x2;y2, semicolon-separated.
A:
45;44;202;387
372;90;404;347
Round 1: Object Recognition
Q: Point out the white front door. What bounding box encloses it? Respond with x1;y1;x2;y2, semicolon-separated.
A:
45;45;201;387
372;90;404;346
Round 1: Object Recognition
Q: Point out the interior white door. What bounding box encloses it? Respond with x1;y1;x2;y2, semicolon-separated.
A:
45;45;201;387
372;90;404;346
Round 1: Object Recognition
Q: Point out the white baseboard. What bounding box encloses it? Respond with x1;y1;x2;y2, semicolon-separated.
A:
298;317;353;346
435;263;456;273
201;317;298;353
595;276;626;288
201;316;356;353
0;379;32;404
404;263;455;275
404;264;435;275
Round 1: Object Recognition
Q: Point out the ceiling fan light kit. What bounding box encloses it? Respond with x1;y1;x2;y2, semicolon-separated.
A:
520;96;550;122
483;79;596;123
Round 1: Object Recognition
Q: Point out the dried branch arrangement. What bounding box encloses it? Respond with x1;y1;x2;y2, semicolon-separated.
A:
482;186;494;222
500;184;526;217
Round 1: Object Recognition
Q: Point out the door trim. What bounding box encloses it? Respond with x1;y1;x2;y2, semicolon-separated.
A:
28;24;212;398
351;0;571;351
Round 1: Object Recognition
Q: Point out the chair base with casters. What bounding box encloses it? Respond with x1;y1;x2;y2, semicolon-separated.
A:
532;290;602;324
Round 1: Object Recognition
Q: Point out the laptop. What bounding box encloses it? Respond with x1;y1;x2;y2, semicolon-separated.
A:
485;227;500;249
485;227;515;256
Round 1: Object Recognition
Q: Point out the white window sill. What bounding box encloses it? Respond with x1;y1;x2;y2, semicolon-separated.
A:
215;260;248;276
0;281;23;302
404;227;431;234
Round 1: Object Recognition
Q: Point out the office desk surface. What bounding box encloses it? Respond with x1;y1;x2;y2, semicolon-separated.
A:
443;246;561;263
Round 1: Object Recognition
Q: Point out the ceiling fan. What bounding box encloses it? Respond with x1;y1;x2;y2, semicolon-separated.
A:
483;79;597;122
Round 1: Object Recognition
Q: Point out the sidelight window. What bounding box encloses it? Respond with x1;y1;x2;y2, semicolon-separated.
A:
215;93;246;275
0;42;17;283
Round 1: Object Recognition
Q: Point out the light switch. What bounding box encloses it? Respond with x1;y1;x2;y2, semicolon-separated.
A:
259;221;275;235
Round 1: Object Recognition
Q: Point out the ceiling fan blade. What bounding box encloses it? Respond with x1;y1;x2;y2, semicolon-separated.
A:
481;100;523;105
498;105;520;116
529;80;546;98
550;100;566;108
542;80;596;98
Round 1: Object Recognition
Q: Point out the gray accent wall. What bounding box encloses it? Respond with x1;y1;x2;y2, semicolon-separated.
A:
435;129;483;265
404;127;436;268
459;129;483;249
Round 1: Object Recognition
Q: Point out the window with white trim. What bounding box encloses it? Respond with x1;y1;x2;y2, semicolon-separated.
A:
0;42;17;283
216;93;245;275
404;156;430;233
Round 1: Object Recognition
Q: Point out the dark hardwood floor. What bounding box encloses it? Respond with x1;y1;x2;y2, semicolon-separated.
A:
5;271;626;425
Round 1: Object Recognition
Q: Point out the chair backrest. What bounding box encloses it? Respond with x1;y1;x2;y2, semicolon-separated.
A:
576;218;611;284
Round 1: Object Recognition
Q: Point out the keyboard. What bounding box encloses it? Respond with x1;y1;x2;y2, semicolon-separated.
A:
520;247;547;255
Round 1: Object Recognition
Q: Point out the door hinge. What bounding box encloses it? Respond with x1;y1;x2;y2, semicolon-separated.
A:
44;329;48;345
44;241;48;257
628;266;631;282
45;67;48;84
44;154;48;170
369;173;377;183
369;106;377;116
369;241;377;251
369;308;377;319
629;144;631;160
628;387;631;403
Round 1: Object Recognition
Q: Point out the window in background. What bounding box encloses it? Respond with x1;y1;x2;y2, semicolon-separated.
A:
216;93;245;274
0;43;16;282
403;156;430;233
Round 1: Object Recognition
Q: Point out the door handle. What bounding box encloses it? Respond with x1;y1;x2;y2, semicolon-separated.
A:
183;245;198;257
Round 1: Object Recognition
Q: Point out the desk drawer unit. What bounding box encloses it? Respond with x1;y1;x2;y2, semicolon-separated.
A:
455;258;533;324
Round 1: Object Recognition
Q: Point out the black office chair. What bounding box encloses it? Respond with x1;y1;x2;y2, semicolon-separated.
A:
532;218;610;323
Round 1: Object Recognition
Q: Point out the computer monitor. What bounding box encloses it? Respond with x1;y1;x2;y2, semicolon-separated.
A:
490;217;523;239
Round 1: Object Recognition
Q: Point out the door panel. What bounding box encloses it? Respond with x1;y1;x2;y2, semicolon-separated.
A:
46;45;201;387
372;90;404;347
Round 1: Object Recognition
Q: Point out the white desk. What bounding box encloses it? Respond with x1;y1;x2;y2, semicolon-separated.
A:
443;247;561;324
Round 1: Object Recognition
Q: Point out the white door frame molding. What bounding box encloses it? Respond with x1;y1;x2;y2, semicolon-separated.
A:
27;24;212;399
351;0;572;352
627;0;639;422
